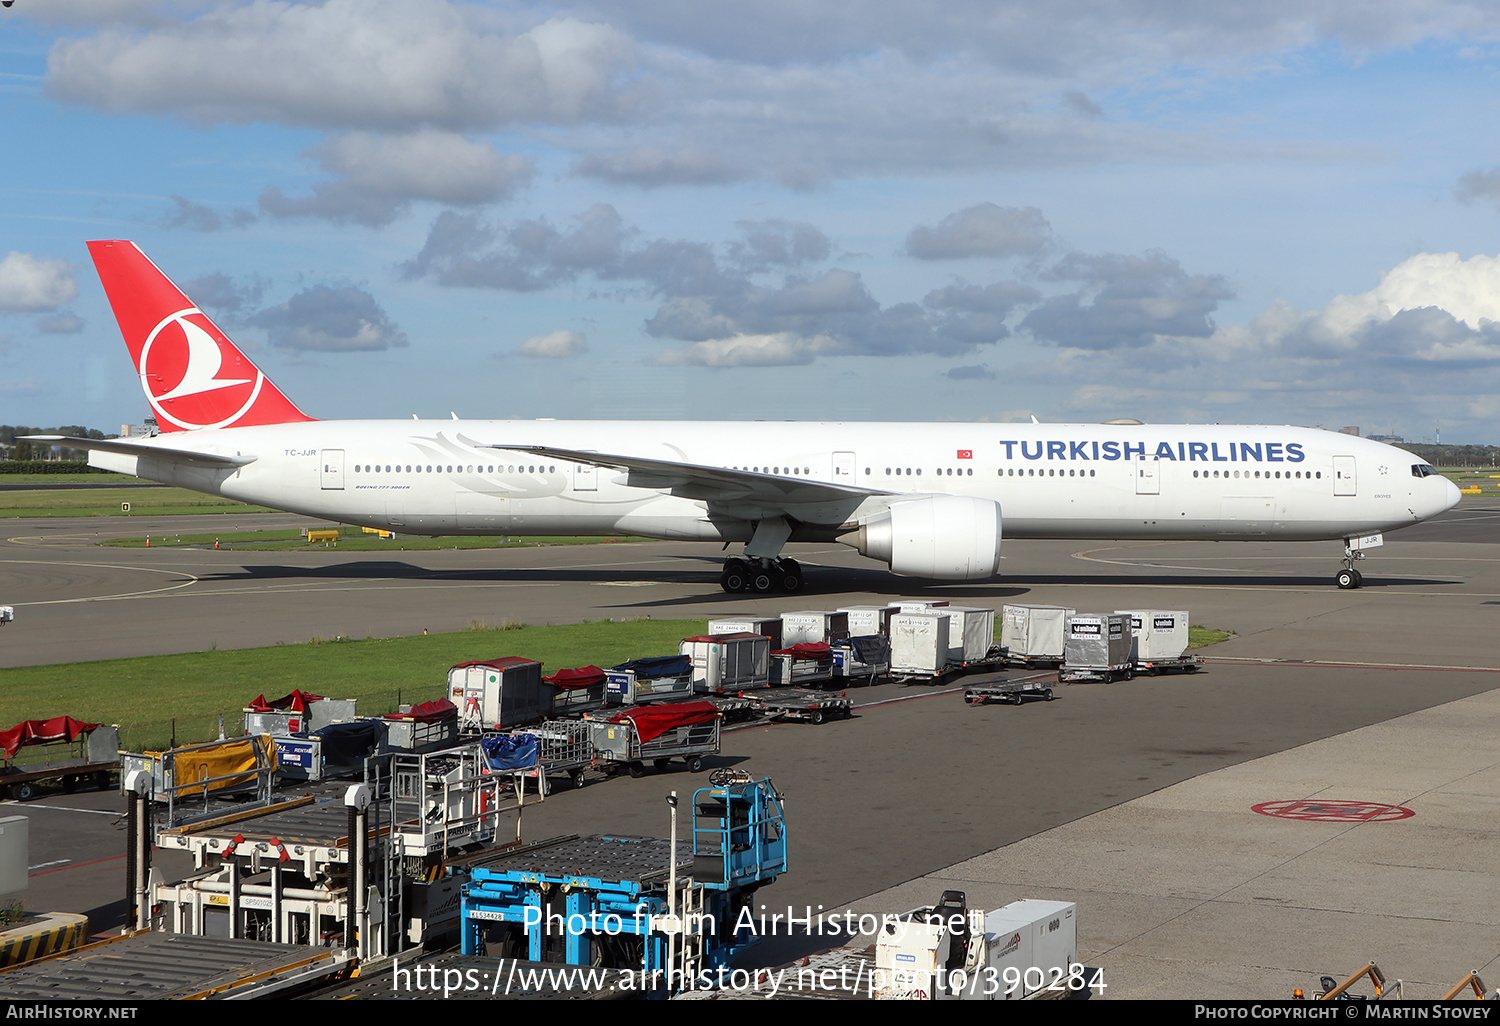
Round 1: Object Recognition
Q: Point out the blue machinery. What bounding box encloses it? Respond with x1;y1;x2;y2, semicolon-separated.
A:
460;774;786;981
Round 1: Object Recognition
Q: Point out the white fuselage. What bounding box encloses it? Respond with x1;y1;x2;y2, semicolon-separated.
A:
92;420;1460;549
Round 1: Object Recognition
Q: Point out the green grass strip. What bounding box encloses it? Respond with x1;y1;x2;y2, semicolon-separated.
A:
0;619;709;751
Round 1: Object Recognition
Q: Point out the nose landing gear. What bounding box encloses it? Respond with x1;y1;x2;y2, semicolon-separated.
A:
1336;538;1365;589
720;557;804;593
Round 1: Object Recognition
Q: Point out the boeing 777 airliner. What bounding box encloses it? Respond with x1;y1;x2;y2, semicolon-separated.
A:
29;241;1462;593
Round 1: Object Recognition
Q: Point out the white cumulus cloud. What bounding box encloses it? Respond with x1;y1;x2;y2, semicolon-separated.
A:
517;329;588;358
0;253;79;312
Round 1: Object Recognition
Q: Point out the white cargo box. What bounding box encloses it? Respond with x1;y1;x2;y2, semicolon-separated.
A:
779;610;849;646
1115;609;1190;661
890;612;951;675
887;598;950;613
447;657;548;731
680;633;771;692
979;899;1078;1000
838;605;895;638
708;615;782;650
944;606;996;662
1001;604;1074;661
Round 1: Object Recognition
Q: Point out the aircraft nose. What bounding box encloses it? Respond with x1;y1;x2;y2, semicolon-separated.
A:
1443;476;1462;511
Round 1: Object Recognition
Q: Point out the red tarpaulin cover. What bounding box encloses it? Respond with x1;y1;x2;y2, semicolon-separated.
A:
385;698;456;722
773;642;832;660
544;666;607;689
1;717;98;759
247;690;324;713
608;701;720;743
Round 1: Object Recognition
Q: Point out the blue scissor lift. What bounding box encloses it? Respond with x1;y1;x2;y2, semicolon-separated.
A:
459;774;786;983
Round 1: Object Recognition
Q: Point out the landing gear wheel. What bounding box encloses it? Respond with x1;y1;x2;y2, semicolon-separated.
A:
1336;568;1358;589
751;569;774;593
1353;568;1363;587
721;558;750;593
777;564;804;593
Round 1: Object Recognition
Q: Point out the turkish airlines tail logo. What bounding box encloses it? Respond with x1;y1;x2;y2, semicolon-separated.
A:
88;241;315;432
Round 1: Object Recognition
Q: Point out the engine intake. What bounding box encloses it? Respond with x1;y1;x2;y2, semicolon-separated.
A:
847;495;1002;580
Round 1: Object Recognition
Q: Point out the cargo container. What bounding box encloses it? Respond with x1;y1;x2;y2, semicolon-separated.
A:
708;615;782;650
779;610;849;646
944;606;997;662
448;658;549;731
1001;605;1075;665
1060;614;1133;683
680;633;771;692
890;612;951;675
838;605;895;638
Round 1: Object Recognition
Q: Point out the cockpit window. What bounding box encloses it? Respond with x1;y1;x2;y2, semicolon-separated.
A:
1411;464;1437;478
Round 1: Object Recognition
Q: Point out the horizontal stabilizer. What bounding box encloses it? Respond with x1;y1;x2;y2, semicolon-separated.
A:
21;435;256;468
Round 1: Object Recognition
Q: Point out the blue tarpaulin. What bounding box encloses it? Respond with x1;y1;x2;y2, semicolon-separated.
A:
482;734;539;770
610;655;692;679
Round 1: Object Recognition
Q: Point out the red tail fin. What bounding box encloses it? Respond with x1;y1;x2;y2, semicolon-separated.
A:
88;240;314;432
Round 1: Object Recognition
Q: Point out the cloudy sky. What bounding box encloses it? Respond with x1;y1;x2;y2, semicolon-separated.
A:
5;1;1500;442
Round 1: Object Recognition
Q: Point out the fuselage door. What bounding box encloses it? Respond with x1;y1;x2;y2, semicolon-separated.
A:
833;451;855;482
1333;455;1357;496
574;453;598;492
320;449;345;490
1135;456;1159;495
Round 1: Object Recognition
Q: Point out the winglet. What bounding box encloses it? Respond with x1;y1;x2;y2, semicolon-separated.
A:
88;240;315;432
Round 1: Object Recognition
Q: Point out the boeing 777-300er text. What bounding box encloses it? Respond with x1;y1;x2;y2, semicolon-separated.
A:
29;241;1462;593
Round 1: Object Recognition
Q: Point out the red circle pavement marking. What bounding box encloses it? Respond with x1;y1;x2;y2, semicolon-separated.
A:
1252;799;1415;822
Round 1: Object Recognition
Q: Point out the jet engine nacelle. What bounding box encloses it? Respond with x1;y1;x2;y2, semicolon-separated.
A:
850;494;1002;580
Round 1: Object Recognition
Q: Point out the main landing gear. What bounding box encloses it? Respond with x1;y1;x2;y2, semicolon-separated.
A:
721;557;804;594
1336;539;1364;589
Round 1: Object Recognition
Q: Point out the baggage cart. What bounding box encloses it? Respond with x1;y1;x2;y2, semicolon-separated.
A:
0;719;118;802
606;655;695;704
545;666;609;714
589;701;720;776
771;643;836;687
963;679;1055;705
751;688;852;725
501;719;594;790
242;690;356;737
273;719;383;781
831;635;890;685
382;698;459;751
1134;653;1204;675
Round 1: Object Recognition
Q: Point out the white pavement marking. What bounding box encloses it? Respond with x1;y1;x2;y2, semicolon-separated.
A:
0;803;121;816
1;559;199;605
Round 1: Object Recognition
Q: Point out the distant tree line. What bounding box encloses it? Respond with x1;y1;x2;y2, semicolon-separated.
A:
0;425;110;463
1394;443;1500;467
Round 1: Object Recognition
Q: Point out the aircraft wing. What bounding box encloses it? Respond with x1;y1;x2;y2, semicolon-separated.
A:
484;443;890;507
21;435;257;468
